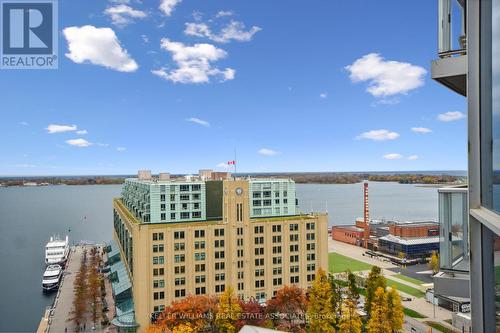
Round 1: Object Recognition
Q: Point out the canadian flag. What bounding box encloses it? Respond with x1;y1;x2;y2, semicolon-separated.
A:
227;160;236;165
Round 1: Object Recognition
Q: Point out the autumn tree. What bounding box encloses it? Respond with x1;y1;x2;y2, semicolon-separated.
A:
266;285;307;332
428;251;439;274
338;299;362;333
366;287;391;333
386;286;404;333
172;323;195;333
237;298;270;329
216;286;242;333
154;295;218;332
307;269;335;333
364;266;386;315
68;249;88;331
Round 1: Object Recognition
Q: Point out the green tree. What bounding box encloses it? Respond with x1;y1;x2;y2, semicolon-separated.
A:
216;286;242;333
428;251;439;274
307;269;335;333
328;274;343;327
387;286;404;333
346;270;359;302
366;287;391;333
364;266;387;315
338;299;362;333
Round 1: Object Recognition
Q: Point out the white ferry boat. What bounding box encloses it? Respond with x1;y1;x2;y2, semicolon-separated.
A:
45;235;69;266
42;264;62;292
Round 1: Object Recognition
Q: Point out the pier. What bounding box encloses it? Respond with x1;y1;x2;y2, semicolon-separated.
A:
37;245;115;333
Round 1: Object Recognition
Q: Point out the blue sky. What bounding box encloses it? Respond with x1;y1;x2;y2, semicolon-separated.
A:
0;0;467;175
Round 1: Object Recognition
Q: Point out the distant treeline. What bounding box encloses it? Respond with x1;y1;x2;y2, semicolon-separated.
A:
253;173;465;185
0;177;125;186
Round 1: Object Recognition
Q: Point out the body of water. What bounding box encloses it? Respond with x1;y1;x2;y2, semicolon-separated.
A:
0;182;438;332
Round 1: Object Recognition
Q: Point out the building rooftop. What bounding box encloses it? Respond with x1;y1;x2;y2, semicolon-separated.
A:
379;234;440;245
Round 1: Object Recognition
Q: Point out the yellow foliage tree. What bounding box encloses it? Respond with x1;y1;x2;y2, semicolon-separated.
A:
173;323;195;333
366;287;391;333
215;286;242;333
338;299;362;333
387;286;404;333
307;269;336;333
428;251;439;274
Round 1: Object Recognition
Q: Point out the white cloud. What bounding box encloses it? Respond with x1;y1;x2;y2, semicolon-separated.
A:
116;147;127;152
63;25;138;72
437;111;466;122
411;127;432;134
383;153;403;160
46;124;77;134
216;10;233;18
97;143;110;147
104;5;147;27
345;53;426;97
356;129;400;141
76;129;88;135
258;148;279;156
152;39;235;84
141;34;149;43
407;155;419;160
186;117;210;127
159;0;181;16
319;92;328;98
66;138;92;147
217;162;231;169
184;20;261;43
19;121;29;126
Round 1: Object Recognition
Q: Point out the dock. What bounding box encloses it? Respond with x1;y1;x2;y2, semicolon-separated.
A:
37;245;115;333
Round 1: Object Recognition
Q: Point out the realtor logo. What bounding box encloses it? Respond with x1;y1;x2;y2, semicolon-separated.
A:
1;0;58;69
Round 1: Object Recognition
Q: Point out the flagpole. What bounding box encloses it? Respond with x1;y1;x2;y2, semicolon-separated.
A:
234;148;237;179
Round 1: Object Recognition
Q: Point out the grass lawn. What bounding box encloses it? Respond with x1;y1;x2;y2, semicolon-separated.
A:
328;252;373;273
424;321;459;333
386;279;425;298
392;273;426;286
403;307;427;318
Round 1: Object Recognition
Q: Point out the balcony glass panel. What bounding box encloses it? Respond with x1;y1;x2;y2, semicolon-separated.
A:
438;189;468;271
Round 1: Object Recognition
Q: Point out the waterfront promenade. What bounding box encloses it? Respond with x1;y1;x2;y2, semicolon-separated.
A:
39;245;113;333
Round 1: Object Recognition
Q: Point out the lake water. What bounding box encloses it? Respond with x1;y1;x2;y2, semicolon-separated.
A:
0;182;438;332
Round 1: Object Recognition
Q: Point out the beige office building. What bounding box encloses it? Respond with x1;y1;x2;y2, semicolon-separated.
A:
109;173;328;332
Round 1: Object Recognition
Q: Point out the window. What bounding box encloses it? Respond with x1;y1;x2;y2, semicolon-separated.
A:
195;252;206;261
195;275;206;283
290;234;299;242
253;200;262;207
289;223;298;231
175;289;186;298
255;258;264;266
192;184;201;191
215;262;225;270
273;267;282;275
290;244;299;252
255;247;264;255
195;230;205;238
174;231;185;239
180;194;190;201
263;199;272;206
272;225;281;233
192;211;201;218
153;268;164;276
180;212;189;219
272;235;281;243
254;226;264;233
160;194;165;201
215;273;225;281
307;243;316;251
174;243;185;251
180;185;189;192
273;257;282;265
272;246;282;254
307;233;315;241
174;254;185;263
306;222;315;230
307;253;316;261
273;278;282;286
174;266;185;274
195;264;206;272
215;251;225;259
215;239;225;247
290;276;299;284
215;285;225;293
195;287;206;295
290;255;299;263
255;269;265;277
254;236;264;244
215;228;225;237
175;277;186;286
170;203;176;210
255;280;265;288
195;241;205;250
170;213;176;220
193;193;201;200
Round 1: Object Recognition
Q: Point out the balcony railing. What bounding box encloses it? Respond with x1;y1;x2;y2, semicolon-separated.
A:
438;0;466;57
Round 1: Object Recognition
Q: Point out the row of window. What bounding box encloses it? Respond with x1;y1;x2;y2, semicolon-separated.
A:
252;190;288;198
161;211;201;221
161;202;201;211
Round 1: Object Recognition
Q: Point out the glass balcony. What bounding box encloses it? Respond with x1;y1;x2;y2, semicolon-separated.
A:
438;0;466;57
438;187;469;272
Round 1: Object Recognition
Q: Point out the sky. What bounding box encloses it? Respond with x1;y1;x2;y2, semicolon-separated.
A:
0;0;467;176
